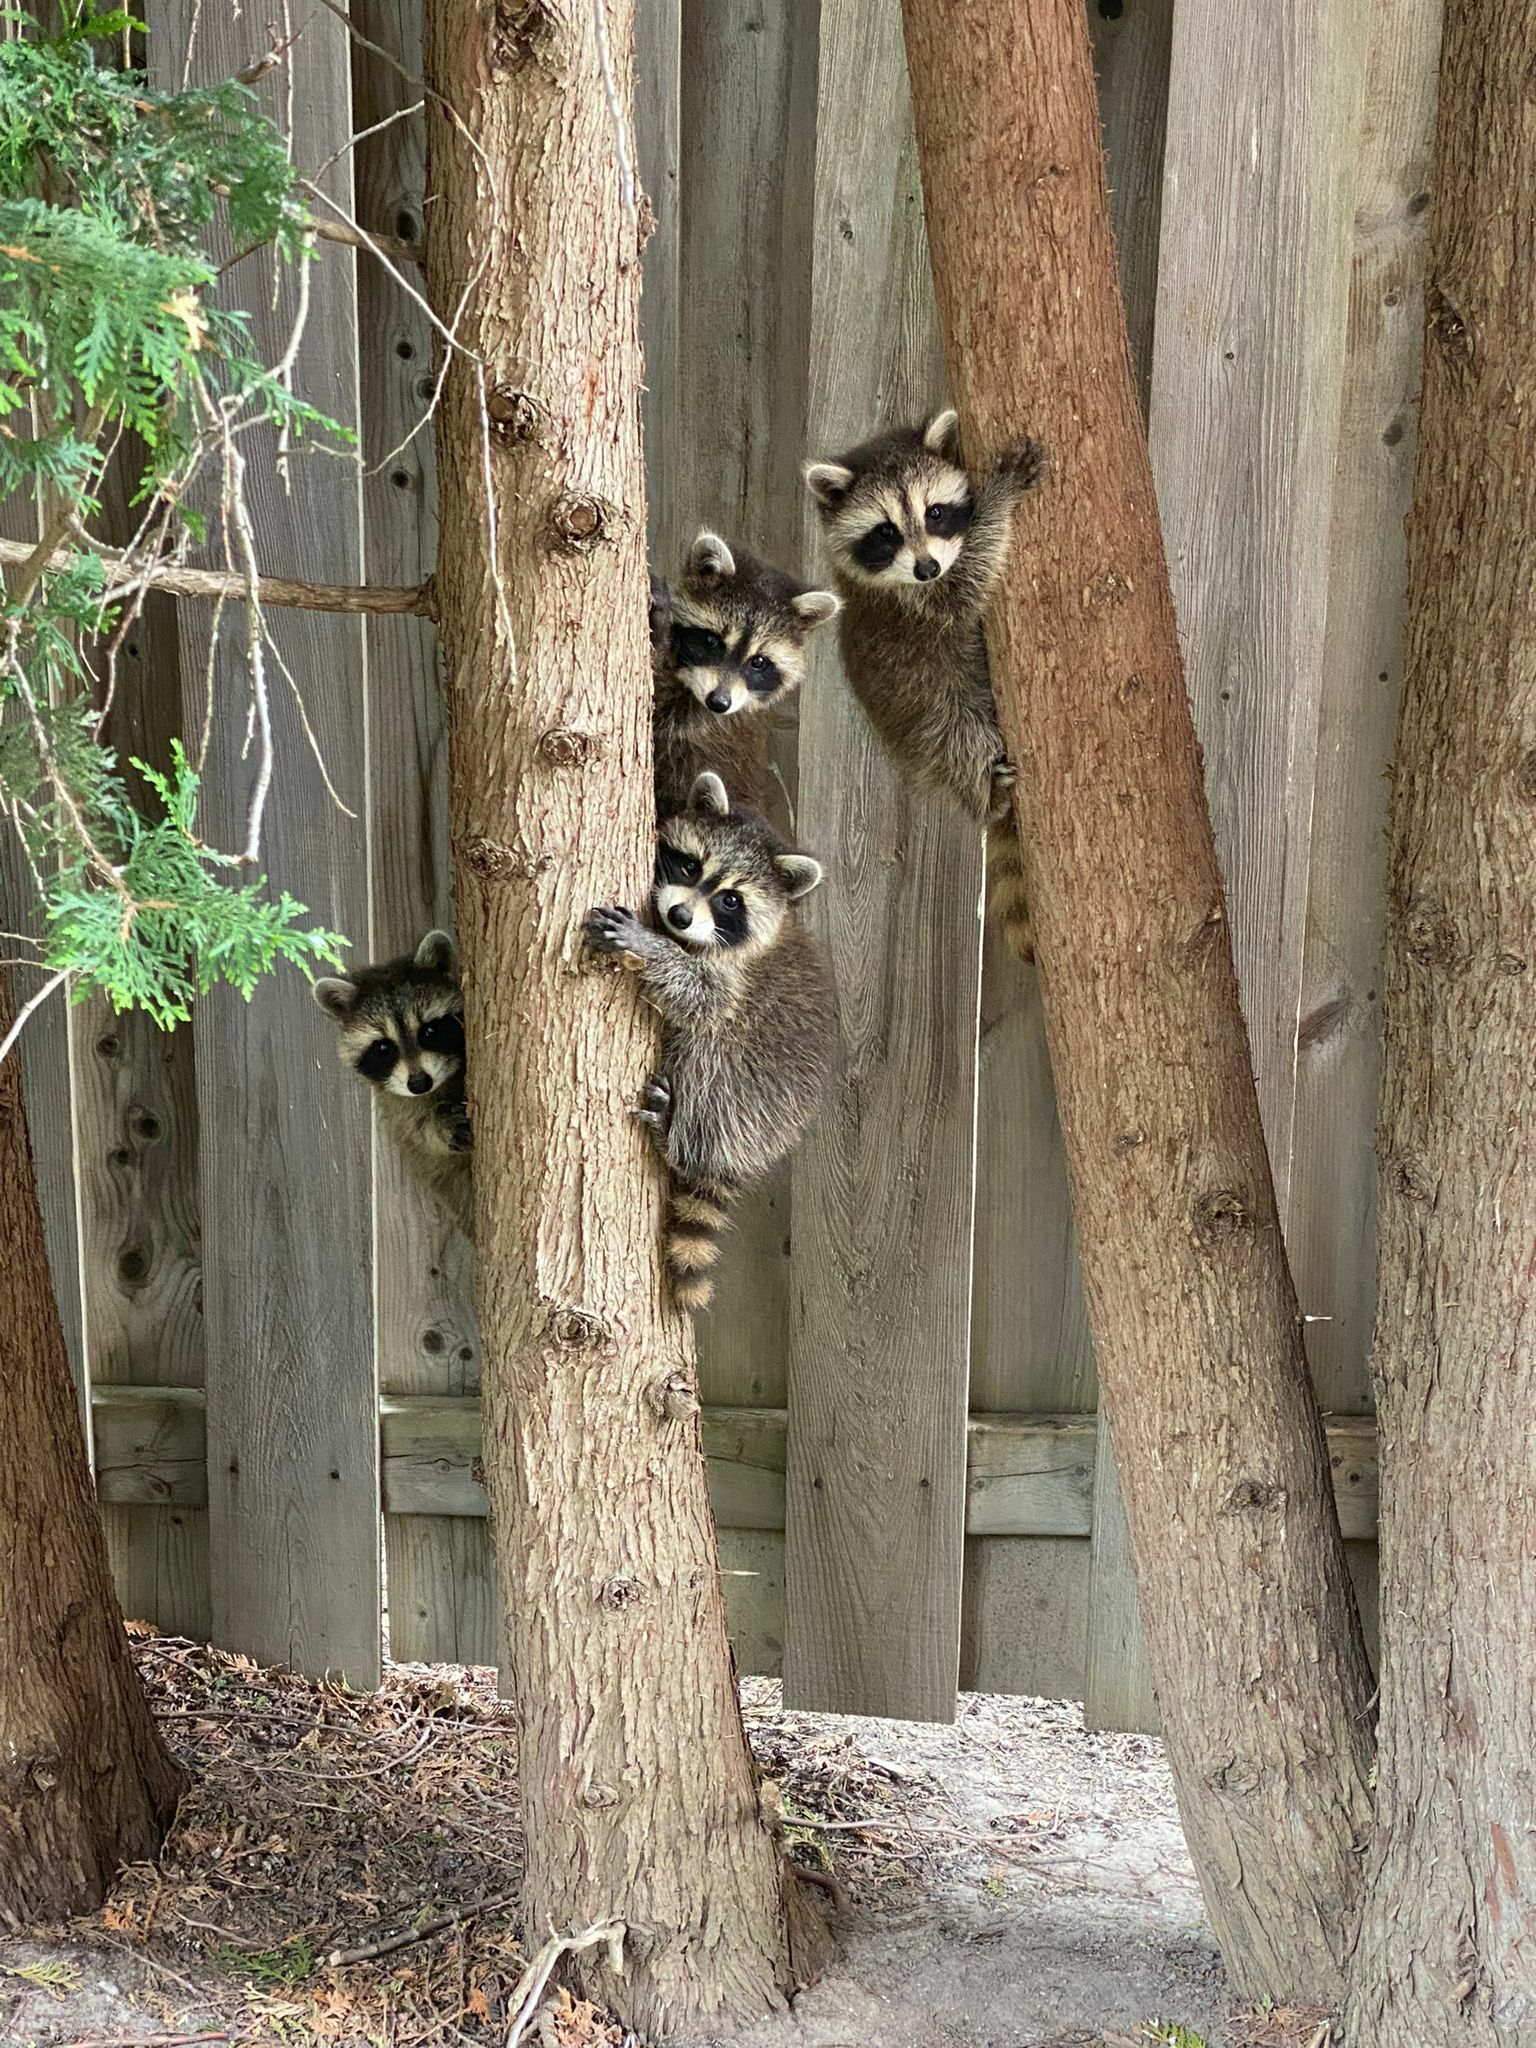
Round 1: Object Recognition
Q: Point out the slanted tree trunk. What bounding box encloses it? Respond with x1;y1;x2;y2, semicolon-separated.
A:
421;2;818;2032
899;0;1376;2005
1344;8;1536;2041
0;974;182;1923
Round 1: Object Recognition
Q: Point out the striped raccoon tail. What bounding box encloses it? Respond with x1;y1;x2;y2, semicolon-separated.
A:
665;1174;737;1312
986;819;1035;965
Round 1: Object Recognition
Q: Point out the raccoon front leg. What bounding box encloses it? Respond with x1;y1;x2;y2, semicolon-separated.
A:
582;907;725;1031
957;435;1051;614
632;1071;674;1151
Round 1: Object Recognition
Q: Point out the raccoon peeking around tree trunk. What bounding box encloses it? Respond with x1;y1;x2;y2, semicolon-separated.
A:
313;931;473;1239
804;407;1047;961
584;773;835;1309
650;530;840;817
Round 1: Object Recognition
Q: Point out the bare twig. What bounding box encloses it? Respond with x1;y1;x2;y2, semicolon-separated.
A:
56;2034;229;2048
0;538;431;616
298;178;478;362
0;967;70;1065
324;1889;519;1969
591;0;638;226
504;1920;627;2048
316;99;425;181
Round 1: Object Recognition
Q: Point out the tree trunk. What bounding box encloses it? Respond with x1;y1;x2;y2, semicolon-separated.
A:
1344;8;1536;2041
421;3;818;2032
898;0;1376;2005
0;973;182;1924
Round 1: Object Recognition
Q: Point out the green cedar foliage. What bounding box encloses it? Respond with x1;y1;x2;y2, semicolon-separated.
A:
0;6;350;1028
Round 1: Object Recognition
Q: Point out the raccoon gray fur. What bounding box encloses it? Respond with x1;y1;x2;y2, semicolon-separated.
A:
584;771;834;1311
651;530;839;816
804;407;1047;962
313;930;473;1239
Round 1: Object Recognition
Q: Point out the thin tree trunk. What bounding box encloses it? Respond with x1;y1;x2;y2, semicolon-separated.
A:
0;974;182;1924
421;3;819;2032
1344;7;1536;2041
899;0;1375;2005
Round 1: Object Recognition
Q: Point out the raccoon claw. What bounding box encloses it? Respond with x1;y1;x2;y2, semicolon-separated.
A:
996;435;1050;496
447;1117;473;1154
584;905;646;968
632;1073;674;1136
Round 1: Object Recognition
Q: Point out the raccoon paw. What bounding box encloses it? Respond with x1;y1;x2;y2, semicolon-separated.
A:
996;435;1050;496
584;904;647;969
447;1115;473;1154
632;1071;673;1137
988;758;1018;822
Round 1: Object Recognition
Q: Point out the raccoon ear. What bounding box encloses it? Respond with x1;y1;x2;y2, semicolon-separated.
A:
313;976;358;1021
690;771;731;819
791;588;841;629
689;530;736;581
803;460;854;507
775;854;823;901
415;930;458;976
922;408;960;455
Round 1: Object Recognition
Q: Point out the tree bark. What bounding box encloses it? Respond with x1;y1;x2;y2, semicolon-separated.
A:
0;973;182;1925
1344;8;1536;2041
899;0;1376;2005
421;2;818;2032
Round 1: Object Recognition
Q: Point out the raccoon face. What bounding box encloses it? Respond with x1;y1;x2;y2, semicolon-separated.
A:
805;410;975;600
652;772;822;955
314;931;466;1101
664;531;839;719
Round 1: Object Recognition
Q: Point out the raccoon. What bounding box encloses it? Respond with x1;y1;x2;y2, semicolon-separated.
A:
313;930;473;1238
584;772;834;1311
651;530;840;816
804;408;1048;961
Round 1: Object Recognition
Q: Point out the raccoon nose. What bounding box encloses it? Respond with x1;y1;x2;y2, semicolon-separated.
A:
666;903;693;932
407;1069;433;1095
913;554;940;581
705;687;732;714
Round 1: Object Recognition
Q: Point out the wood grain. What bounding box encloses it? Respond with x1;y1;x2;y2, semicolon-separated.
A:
673;0;820;1409
1148;2;1370;1222
156;4;380;1685
350;0;486;1674
1289;0;1442;1411
783;0;980;1725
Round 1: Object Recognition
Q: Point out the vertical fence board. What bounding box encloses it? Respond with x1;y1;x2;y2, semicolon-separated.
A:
350;0;488;1672
1076;0;1175;1732
1148;5;1370;1217
675;0;819;1412
159;5;380;1684
783;0;978;1724
1290;0;1442;1413
78;446;208;1637
637;0;682;562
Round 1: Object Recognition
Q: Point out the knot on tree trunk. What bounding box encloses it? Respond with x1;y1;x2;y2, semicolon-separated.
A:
649;1372;700;1422
461;835;552;885
486;385;545;444
1221;1476;1287;1516
600;1574;645;1612
492;0;556;68
539;726;595;768
1192;1188;1252;1245
547;1305;607;1350
549;492;616;553
1400;893;1465;971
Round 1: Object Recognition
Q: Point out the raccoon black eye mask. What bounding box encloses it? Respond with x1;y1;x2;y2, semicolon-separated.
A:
313;929;474;1237
584;772;835;1310
805;407;1048;963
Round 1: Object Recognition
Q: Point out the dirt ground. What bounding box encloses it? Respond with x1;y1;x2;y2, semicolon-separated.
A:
0;1635;1329;2048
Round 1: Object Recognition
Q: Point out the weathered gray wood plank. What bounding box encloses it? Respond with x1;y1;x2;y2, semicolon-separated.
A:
674;0;820;1409
1147;3;1370;1216
350;0;486;1672
158;5;380;1684
1289;0;1442;1413
636;0;682;562
783;0;978;1724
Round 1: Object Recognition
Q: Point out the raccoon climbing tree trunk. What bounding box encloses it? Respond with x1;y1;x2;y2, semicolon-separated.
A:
0;972;182;1924
899;0;1375;2008
421;1;819;2032
1343;8;1536;2042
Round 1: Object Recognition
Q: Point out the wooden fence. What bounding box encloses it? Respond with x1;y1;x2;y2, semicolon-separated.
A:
2;0;1442;1726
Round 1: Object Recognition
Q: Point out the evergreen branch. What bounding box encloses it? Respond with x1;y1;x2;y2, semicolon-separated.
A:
0;537;433;615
